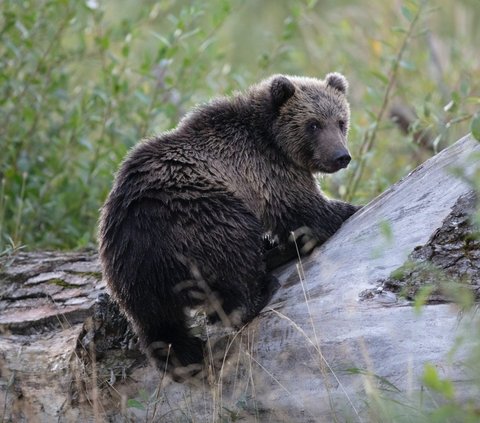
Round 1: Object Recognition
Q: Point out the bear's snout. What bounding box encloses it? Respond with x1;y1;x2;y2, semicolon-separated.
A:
333;150;351;169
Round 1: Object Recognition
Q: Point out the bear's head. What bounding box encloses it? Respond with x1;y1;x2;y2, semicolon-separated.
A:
269;73;352;174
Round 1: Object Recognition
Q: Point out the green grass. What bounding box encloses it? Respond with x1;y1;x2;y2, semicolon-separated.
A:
1;3;480;421
1;0;479;252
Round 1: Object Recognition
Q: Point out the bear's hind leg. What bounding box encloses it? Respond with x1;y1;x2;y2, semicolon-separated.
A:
141;317;204;370
187;194;278;326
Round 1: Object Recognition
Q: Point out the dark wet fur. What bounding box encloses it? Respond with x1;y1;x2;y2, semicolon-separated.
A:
98;73;360;372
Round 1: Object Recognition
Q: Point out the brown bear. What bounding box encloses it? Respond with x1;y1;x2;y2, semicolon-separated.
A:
98;73;359;372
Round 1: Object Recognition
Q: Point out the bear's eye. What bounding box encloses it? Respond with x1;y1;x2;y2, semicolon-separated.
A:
338;120;346;132
307;121;322;132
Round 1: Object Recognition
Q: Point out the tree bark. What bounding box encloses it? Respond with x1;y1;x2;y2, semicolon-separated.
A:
1;134;479;422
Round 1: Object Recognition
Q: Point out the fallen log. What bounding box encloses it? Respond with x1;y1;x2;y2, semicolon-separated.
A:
0;134;479;422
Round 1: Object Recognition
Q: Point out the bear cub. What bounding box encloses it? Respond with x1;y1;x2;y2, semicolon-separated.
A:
99;72;360;374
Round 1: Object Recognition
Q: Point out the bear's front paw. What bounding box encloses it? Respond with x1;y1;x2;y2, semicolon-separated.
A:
289;226;318;256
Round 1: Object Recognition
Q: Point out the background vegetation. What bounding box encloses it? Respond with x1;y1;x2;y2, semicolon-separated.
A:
0;0;479;253
1;1;480;421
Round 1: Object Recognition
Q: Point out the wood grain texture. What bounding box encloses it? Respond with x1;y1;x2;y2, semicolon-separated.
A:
0;134;479;422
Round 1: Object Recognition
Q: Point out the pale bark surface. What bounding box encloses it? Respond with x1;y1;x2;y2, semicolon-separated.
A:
0;134;479;422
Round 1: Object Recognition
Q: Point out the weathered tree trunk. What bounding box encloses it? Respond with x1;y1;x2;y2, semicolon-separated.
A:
1;134;479;422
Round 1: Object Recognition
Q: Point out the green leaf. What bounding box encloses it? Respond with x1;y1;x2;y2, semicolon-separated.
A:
121;44;130;58
466;96;480;105
471;113;480;142
399;60;416;71
379;220;393;242
127;399;145;410
151;31;171;48
392;26;408;33
451;91;461;103
423;103;430;118
460;79;470;96
390;267;406;281
422;363;455;400
414;285;435;313
344;367;401;392
401;5;413;21
370;70;389;85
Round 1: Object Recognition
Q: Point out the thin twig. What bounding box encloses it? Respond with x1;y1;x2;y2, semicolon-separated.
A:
345;3;424;201
299;235;361;421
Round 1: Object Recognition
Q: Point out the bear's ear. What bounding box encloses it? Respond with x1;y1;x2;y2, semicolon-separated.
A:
270;76;295;110
326;72;348;95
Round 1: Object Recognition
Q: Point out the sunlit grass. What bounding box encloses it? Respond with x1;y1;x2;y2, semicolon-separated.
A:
0;0;478;251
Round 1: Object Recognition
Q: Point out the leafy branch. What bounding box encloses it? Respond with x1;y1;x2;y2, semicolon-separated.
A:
345;1;426;202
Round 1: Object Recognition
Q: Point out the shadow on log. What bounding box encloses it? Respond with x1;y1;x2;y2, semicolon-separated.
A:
1;134;479;422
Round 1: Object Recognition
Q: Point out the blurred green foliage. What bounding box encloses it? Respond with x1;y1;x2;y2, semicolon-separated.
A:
1;1;480;420
0;0;479;252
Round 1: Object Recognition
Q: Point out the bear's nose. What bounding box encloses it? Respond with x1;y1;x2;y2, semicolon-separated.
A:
333;151;351;169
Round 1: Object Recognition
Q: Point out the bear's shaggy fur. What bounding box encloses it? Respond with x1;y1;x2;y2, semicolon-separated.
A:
99;73;359;371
